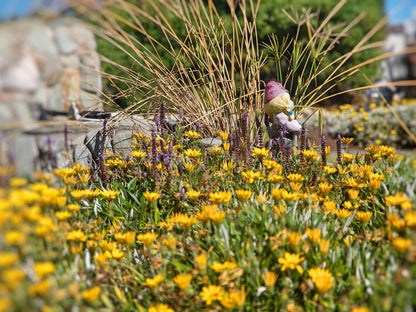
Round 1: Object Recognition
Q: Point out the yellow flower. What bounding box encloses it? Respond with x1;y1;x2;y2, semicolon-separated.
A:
0;252;19;267
67;204;80;212
235;189;253;201
287;232;302;249
256;194;268;203
0;298;11;311
405;211;416;228
252;147;270;158
184;130;200;139
385;193;408;206
186;190;202;200
263;159;282;172
351;308;370;312
173;273;192;290
28;280;51;297
148;304;174;312
308;267;334;293
221;160;234;171
392;237;412;253
100;190;120;200
163;237;177;250
82;286;101;303
53;168;75;179
70;190;86;201
209;210;226;224
184;148;202;158
200;285;223;305
336;209;353;219
137;233;158;246
222;142;230;152
343;201;359;210
94;253;108;266
131;151;147;159
273;204;287;217
347;189;359;201
34;262;56;278
210;146;223;155
167;213;198;228
195;253;208;270
142;274;164;289
278;252;304;274
208;191;232;204
70;243;83;254
324;166;337;175
220;287;246;309
262;271;278;288
104;158;124;168
318;183;333;195
2;268;26;290
67;230;87;242
5;231;26;246
289;182;302;192
183;162;196;172
344;177;365;189
319;239;330;255
143;191;161;203
55;210;72;221
241;170;263;183
306;228;321;245
210;261;238;272
341;137;354;146
268;174;284;183
217;131;229;142
343;236;355;247
78;172;90;183
355;211;372;223
286;173;304;182
301;150;319;161
9;177;28;187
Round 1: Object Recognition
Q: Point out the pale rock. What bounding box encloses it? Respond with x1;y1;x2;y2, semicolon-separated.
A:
14;135;38;179
80;52;102;93
0;47;41;92
54;23;78;54
111;130;134;158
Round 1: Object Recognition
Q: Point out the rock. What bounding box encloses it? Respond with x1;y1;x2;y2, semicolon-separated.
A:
80;52;102;93
111;130;133;158
13;135;38;179
73;140;91;168
201;138;222;147
14;99;33;122
54;22;78;54
72;22;97;50
80;90;100;110
0;47;41;92
0;103;15;125
85;128;113;162
40;55;62;86
111;115;156;136
26;20;58;56
47;84;64;111
59;54;80;69
60;67;81;106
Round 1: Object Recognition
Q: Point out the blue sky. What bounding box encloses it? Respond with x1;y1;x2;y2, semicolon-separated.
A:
385;0;416;24
1;0;416;24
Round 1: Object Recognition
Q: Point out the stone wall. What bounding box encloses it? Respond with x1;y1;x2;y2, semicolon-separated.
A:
0;15;110;178
0;16;103;126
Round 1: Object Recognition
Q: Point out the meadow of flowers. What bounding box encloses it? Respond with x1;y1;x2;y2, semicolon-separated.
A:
0;121;415;312
321;100;416;148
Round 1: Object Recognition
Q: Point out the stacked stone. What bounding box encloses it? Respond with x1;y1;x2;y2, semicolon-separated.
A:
0;16;103;125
